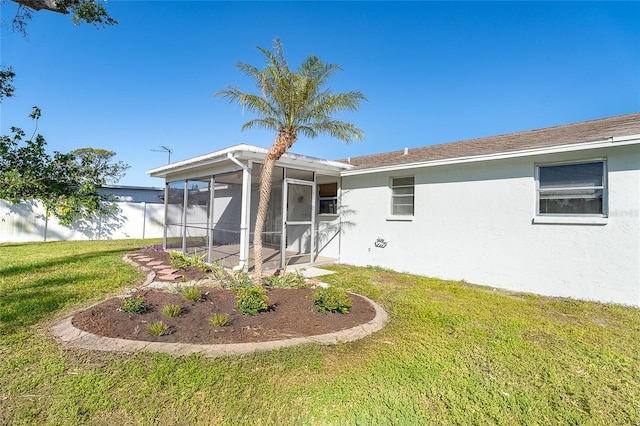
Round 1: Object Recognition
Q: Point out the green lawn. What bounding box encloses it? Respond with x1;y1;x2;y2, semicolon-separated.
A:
1;240;638;425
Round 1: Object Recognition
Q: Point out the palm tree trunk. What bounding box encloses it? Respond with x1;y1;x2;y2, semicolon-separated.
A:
252;153;277;283
253;131;296;284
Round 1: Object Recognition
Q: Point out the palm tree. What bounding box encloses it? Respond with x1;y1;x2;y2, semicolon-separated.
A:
214;38;366;283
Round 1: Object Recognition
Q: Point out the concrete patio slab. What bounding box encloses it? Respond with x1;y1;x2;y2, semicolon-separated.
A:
294;266;336;278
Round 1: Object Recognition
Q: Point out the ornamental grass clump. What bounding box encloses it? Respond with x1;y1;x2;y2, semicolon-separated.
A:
208;313;229;327
120;296;146;314
313;286;353;314
147;321;170;336
180;286;203;303
162;304;182;318
235;286;269;316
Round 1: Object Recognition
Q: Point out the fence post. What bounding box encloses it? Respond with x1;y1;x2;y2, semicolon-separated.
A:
142;202;147;239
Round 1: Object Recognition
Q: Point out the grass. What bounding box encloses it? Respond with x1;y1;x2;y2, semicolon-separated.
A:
1;240;639;424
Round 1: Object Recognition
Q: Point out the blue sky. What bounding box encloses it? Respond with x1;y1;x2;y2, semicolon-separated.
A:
1;1;639;187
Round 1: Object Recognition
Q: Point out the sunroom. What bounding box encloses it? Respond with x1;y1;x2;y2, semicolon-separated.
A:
147;144;349;272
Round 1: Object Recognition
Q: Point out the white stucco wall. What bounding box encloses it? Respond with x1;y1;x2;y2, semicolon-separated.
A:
312;175;341;260
340;144;640;306
316;217;341;259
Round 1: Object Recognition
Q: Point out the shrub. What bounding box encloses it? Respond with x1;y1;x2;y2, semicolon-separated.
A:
208;313;229;327
121;296;146;314
236;286;269;316
180;286;203;303
162;304;182;318
147;321;170;336
312;286;353;314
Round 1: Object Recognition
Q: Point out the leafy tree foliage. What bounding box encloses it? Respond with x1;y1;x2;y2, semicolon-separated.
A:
214;38;366;282
0;67;16;101
9;0;116;35
0;108;129;226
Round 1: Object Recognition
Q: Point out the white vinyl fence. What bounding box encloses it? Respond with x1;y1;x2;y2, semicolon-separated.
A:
0;199;165;243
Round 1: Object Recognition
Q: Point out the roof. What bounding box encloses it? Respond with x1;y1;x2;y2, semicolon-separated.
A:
147;143;351;179
341;112;640;171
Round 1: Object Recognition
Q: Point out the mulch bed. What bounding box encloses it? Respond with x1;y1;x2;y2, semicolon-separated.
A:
71;249;377;344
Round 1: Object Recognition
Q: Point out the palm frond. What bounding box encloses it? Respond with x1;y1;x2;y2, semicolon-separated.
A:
215;38;365;144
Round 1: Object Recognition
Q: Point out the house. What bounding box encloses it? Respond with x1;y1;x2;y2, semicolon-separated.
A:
148;113;640;306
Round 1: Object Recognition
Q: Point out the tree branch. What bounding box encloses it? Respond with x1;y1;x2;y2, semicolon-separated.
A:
13;0;66;13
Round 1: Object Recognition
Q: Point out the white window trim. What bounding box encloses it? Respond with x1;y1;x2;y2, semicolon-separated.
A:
533;158;608;225
532;216;608;225
388;175;415;220
386;215;413;222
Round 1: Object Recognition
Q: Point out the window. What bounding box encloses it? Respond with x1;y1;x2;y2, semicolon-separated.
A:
391;176;414;215
318;183;338;215
537;160;606;216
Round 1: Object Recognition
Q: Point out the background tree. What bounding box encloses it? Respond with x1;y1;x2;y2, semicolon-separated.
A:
0;67;15;101
8;0;116;35
214;38;366;283
0;108;129;226
58;147;130;223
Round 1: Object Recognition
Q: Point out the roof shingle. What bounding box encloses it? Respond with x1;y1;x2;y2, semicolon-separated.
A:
341;112;640;170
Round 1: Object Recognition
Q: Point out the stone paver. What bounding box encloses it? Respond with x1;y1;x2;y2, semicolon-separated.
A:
146;261;164;266
158;268;179;275
151;264;170;270
136;257;153;262
157;273;183;281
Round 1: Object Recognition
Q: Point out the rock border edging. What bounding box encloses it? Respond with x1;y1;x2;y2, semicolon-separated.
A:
50;255;389;357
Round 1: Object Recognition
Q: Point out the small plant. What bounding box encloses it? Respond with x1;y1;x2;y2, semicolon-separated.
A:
180;286;203;302
121;296;146;314
235;286;269;316
147;321;170;336
140;244;163;252
162;304;182;318
169;250;211;272
263;270;308;289
208;313;229;327
313;286;353;314
227;272;255;289
169;250;193;269
210;259;228;282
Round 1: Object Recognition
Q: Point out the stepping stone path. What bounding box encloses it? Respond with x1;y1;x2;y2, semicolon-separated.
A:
130;254;184;281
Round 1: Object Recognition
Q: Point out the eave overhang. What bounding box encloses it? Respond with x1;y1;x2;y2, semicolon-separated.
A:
341;134;640;177
147;144;352;180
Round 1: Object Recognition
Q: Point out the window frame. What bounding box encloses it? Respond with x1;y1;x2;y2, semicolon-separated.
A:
317;182;339;216
535;158;608;220
389;175;415;219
